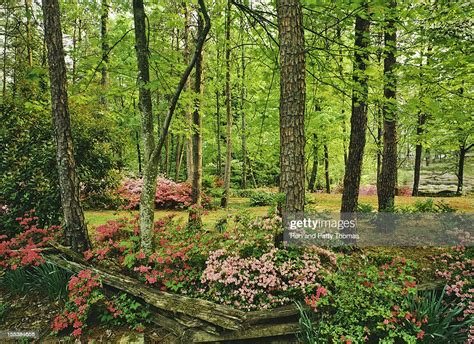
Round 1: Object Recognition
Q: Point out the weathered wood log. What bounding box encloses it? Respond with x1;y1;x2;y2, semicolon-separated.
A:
45;254;245;331
190;322;301;342
244;304;299;325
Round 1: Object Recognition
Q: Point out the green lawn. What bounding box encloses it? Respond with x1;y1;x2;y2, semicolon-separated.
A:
85;193;474;229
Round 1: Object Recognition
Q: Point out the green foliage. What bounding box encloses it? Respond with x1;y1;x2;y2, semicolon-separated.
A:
249;191;277;206
28;263;72;301
406;287;473;343
99;293;151;332
0;302;8;323
398;199;457;214
357;203;374;213
0;99;124;234
299;256;424;343
0;263;72;301
0;268;30;295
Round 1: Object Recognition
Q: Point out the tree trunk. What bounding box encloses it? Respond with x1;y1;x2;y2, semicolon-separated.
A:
133;0;158;253
221;0;232;208
136;130;142;176
378;0;397;211
42;0;90;253
376;103;382;190
276;0;306;218
2;7;9;98
184;4;194;184
191;7;205;212
308;133;318;192
25;0;34;67
216;89;222;178
457;146;466;194
412;114;425;196
240;17;247;189
175;135;183;181
324;144;330;193
100;0;109;106
341;3;370;213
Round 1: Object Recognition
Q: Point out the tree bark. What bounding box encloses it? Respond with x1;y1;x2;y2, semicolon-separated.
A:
191;5;205;213
341;3;370;213
25;0;33;67
100;0;109;105
456;144;472;194
308;133;318;192
2;7;9;98
184;4;194;184
133;0;158;253
378;0;398;211
42;0;91;253
216;89;222;178
324;144;330;193
240;17;247;189
136;130;142;176
221;0;232;208
276;0;306;216
412;114;425;196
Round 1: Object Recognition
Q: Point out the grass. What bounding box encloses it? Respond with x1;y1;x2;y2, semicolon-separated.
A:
85;194;474;228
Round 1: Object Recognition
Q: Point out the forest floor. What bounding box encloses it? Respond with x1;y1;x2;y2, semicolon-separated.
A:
85;193;474;228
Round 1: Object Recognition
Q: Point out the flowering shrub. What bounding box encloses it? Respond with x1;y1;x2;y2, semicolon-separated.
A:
117;177;211;210
84;215;212;293
51;270;103;337
200;246;337;310
433;246;473;342
299;256;424;343
0;210;60;270
52;270;151;337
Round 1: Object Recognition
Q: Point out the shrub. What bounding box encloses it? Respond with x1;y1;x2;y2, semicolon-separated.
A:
84;215;212;293
0;102;123;235
0;267;30;295
100;293;151;332
199;246;337;311
249;191;277;206
357;203;374;213
432;246;473;343
29;263;72;301
299;256;424;343
51;270;104;337
412;199;455;213
0;211;61;270
117;177;211;210
406;287;473;343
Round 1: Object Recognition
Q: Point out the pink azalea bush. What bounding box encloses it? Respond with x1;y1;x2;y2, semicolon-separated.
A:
84;215;212;293
200;246;337;310
117;177;211;210
0;210;60;270
433;246;473;342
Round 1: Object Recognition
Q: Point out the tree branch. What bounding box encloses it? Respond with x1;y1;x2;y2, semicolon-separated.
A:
145;0;211;175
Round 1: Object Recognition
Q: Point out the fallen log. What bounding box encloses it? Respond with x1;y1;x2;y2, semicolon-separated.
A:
191;322;301;342
244;304;299;325
45;254;245;331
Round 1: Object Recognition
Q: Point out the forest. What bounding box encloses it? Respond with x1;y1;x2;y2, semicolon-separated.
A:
0;0;473;342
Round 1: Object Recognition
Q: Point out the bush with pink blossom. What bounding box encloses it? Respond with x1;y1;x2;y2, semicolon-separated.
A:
0;210;61;270
116;177;211;210
199;246;337;310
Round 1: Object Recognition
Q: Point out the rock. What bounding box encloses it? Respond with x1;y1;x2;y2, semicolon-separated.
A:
119;333;144;344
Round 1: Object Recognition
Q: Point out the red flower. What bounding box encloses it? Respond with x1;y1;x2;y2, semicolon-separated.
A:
72;328;82;337
416;330;425;339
